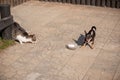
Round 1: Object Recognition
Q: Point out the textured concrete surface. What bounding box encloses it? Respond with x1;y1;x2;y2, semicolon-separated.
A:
0;1;120;80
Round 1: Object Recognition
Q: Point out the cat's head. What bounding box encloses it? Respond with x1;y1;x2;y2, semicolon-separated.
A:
29;34;36;41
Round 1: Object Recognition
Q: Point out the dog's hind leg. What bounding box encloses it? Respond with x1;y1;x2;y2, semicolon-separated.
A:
91;41;94;49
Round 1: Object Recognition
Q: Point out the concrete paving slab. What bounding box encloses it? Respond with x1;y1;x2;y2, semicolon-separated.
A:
0;1;120;80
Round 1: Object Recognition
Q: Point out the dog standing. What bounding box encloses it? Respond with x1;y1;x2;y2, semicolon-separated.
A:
83;26;96;49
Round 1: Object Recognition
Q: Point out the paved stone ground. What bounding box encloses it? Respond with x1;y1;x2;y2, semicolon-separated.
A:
0;1;120;80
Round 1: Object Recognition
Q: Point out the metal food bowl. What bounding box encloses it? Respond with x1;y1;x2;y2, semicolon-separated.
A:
66;43;77;50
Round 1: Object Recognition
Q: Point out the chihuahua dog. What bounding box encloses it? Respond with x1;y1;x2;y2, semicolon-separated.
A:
83;26;96;49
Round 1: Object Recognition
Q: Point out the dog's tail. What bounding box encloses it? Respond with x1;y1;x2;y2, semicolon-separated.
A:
91;26;96;31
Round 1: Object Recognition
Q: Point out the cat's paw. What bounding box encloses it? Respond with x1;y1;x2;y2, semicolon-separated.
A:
20;43;23;44
19;41;23;44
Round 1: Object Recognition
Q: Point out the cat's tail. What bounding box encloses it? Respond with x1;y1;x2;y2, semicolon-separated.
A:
14;22;26;32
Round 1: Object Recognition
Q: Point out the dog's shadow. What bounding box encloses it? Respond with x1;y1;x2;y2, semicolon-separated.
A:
73;34;85;46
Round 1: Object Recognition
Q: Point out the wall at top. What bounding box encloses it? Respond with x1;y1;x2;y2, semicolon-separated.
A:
41;0;120;8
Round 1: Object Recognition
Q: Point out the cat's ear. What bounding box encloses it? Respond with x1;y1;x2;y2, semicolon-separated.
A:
32;34;35;36
32;34;36;38
32;34;36;41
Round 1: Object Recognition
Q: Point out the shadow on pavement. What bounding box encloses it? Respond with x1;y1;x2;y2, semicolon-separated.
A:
73;34;85;46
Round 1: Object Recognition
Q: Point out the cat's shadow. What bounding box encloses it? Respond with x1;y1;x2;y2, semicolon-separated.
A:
73;34;85;46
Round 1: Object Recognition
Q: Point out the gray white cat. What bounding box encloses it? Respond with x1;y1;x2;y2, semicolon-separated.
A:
12;22;36;44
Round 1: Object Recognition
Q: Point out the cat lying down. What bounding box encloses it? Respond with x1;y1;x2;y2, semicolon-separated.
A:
15;34;36;44
12;22;36;44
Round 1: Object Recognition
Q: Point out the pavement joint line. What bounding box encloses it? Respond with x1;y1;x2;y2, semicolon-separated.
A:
109;18;120;80
112;63;120;80
56;51;76;75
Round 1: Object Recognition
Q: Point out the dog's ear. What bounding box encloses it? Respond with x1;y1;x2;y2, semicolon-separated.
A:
73;39;77;43
84;30;87;35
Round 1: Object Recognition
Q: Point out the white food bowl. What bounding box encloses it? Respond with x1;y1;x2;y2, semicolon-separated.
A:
66;43;77;50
